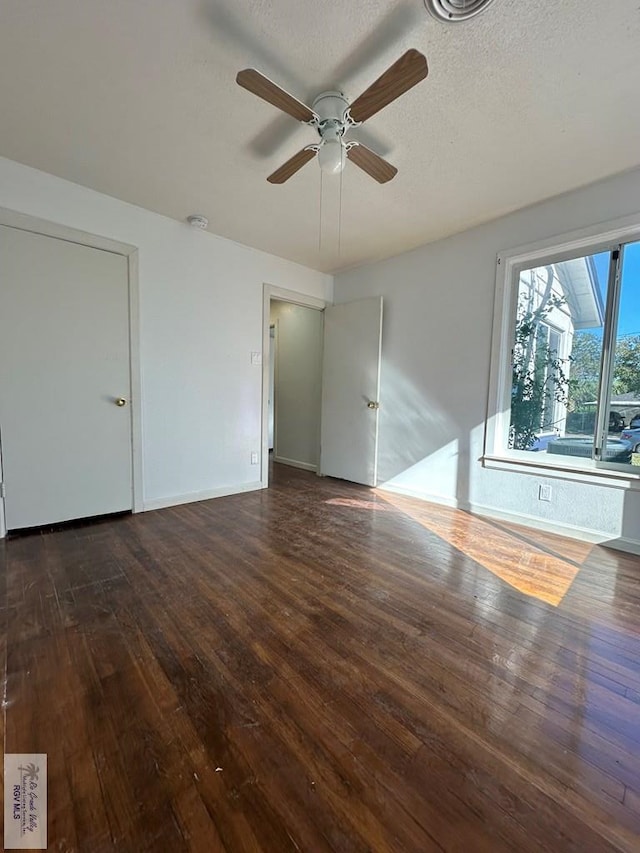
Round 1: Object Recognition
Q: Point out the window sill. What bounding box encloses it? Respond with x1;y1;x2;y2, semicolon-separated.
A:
482;453;640;490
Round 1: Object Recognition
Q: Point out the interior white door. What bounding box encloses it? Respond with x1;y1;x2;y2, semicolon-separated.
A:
0;226;133;530
320;296;383;486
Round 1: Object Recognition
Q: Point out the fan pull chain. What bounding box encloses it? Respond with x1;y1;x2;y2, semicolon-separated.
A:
338;162;343;261
318;169;324;255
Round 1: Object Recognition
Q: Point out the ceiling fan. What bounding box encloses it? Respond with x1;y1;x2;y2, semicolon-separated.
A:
236;49;428;185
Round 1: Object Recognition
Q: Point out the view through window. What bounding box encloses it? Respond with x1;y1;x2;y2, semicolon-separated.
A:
508;240;640;469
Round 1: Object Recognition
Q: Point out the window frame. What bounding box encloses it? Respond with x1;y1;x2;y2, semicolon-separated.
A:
537;321;565;434
484;212;640;486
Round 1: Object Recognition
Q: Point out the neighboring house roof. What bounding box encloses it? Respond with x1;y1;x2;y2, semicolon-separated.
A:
555;256;604;330
585;393;640;408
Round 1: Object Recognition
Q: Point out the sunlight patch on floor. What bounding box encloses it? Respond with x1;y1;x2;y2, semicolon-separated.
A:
325;497;392;511
377;491;584;606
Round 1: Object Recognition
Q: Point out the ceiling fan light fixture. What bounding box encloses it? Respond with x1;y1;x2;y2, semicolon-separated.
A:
424;0;496;21
318;141;346;176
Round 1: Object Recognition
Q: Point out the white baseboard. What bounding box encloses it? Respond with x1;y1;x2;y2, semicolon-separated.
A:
378;482;461;508
377;482;613;545
469;501;611;544
143;481;264;512
598;537;640;556
273;456;318;472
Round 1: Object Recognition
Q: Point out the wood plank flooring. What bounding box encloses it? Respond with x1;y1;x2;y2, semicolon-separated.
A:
2;463;640;851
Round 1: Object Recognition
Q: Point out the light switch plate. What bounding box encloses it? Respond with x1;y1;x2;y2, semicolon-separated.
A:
251;351;262;365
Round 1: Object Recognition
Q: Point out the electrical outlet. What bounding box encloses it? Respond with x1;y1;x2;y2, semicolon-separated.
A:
538;484;552;502
251;452;259;465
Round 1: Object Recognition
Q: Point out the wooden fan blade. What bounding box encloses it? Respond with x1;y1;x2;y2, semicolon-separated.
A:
349;49;428;124
236;69;316;123
347;144;397;183
267;148;317;184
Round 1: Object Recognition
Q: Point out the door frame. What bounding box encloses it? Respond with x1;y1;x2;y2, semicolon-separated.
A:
0;207;143;538
261;283;326;488
268;323;276;452
270;320;279;458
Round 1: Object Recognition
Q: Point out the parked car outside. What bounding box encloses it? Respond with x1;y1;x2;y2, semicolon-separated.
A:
528;433;558;452
621;427;640;453
566;410;625;433
546;436;632;463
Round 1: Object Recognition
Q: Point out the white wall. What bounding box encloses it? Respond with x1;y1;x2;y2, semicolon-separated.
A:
0;156;332;511
270;301;323;471
334;166;640;547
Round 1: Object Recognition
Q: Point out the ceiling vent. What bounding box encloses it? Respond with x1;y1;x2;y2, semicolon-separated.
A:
424;0;496;21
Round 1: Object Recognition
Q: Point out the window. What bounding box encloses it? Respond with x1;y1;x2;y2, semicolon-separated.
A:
487;224;640;478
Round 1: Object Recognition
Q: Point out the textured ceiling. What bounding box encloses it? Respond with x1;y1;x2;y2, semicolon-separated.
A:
1;1;639;273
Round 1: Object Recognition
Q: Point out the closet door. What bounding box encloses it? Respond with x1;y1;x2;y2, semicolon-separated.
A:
0;226;132;530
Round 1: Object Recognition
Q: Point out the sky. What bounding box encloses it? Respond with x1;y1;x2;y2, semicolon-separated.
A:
592;241;640;337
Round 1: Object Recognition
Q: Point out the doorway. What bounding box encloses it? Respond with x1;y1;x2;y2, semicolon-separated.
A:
261;286;326;487
268;297;324;481
261;284;384;490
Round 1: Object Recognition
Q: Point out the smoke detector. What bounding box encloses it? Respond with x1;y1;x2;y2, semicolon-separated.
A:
424;0;496;21
187;214;209;229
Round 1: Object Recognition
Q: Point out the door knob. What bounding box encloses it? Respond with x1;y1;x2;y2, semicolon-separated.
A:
367;401;380;409
115;397;127;407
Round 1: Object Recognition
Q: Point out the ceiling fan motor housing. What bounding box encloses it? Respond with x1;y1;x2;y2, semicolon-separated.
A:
312;91;349;121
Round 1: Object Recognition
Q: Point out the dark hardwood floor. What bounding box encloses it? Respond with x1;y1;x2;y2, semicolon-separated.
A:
2;463;640;851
